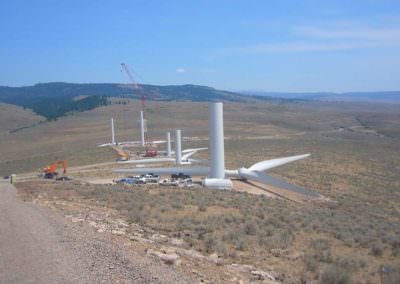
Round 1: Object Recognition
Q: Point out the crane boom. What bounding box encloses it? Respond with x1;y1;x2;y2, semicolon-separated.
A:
120;63;139;89
120;63;145;111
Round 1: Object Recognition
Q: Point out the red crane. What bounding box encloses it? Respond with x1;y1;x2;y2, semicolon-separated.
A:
120;63;159;150
120;63;145;111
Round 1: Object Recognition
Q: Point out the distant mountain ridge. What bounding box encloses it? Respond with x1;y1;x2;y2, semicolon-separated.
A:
241;90;400;103
2;82;398;120
0;82;283;120
0;82;261;102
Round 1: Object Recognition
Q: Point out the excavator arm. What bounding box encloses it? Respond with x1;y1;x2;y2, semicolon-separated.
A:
42;160;67;178
61;160;67;174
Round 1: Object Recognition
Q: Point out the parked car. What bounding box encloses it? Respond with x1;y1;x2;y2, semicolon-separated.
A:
128;175;142;179
115;178;137;185
171;173;191;180
159;179;179;186
134;174;160;184
182;178;194;188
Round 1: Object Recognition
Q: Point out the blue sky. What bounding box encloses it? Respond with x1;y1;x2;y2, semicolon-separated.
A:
1;0;400;92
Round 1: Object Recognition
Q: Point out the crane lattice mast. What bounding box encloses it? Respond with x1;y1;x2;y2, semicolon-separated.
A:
120;63;148;146
120;63;145;111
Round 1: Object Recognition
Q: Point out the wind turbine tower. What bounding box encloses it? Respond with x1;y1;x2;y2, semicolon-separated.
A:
166;131;172;157
175;129;182;165
140;111;146;146
111;117;116;145
204;102;232;189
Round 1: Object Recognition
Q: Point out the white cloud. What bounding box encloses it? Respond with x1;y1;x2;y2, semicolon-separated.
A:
294;26;400;41
216;23;400;55
218;40;400;55
176;68;185;73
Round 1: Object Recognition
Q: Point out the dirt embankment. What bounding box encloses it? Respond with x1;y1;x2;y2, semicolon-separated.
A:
0;181;192;283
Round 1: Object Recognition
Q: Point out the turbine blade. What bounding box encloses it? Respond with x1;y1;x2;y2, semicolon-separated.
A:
248;154;310;172
241;171;319;197
113;167;210;175
182;148;208;160
182;148;207;160
188;159;208;164
182;151;196;160
182;147;208;153
119;158;175;164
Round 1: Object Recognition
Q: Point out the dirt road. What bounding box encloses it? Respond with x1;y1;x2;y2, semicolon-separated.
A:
0;181;191;283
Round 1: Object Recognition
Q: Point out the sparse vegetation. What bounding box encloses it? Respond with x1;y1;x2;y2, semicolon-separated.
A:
8;99;400;283
320;264;351;284
18;172;400;283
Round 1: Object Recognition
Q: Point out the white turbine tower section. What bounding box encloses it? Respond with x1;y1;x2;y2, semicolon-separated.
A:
175;129;182;165
166;131;172;157
111;118;116;145
209;102;225;179
204;102;232;189
140;111;145;146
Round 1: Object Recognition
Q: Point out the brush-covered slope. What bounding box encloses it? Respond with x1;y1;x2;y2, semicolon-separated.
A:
0;82;278;120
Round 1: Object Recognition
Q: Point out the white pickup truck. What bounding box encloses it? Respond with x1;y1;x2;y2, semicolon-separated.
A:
135;174;160;184
159;179;179;186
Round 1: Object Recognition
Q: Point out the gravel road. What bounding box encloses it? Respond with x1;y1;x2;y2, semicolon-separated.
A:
0;181;191;283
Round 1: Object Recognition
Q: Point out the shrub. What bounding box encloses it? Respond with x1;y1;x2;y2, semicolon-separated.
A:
237;240;248;251
384;266;400;284
370;242;383;257
304;254;318;273
198;204;207;212
244;221;257;235
204;235;215;253
171;202;183;210
320;265;351;284
312;238;331;251
128;209;144;224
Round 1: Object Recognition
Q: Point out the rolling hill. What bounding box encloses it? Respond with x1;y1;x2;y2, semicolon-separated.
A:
4;82;398;121
0;82;282;120
241;90;400;103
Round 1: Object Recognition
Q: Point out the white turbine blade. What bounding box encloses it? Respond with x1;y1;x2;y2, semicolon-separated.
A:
182;147;208;153
248;154;310;172
187;158;208;164
181;148;208;160
118;157;175;164
241;171;319;197
113;167;210;175
117;140;141;145
181;151;197;160
97;143;113;147
152;140;167;144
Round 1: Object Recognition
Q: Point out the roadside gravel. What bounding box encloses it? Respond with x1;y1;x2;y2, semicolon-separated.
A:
0;181;192;283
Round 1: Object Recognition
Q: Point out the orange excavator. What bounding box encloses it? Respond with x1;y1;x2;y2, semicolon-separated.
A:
41;160;68;179
111;145;129;161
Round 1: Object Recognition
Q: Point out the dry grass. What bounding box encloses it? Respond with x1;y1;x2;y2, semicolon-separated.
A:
18;173;400;283
7;99;400;283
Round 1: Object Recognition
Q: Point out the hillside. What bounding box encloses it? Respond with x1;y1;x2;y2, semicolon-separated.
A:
0;103;44;133
242;90;400;103
0;82;281;120
2;99;400;283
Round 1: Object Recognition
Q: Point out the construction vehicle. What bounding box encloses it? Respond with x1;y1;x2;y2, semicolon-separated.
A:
40;160;68;179
111;145;129;161
144;147;157;157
